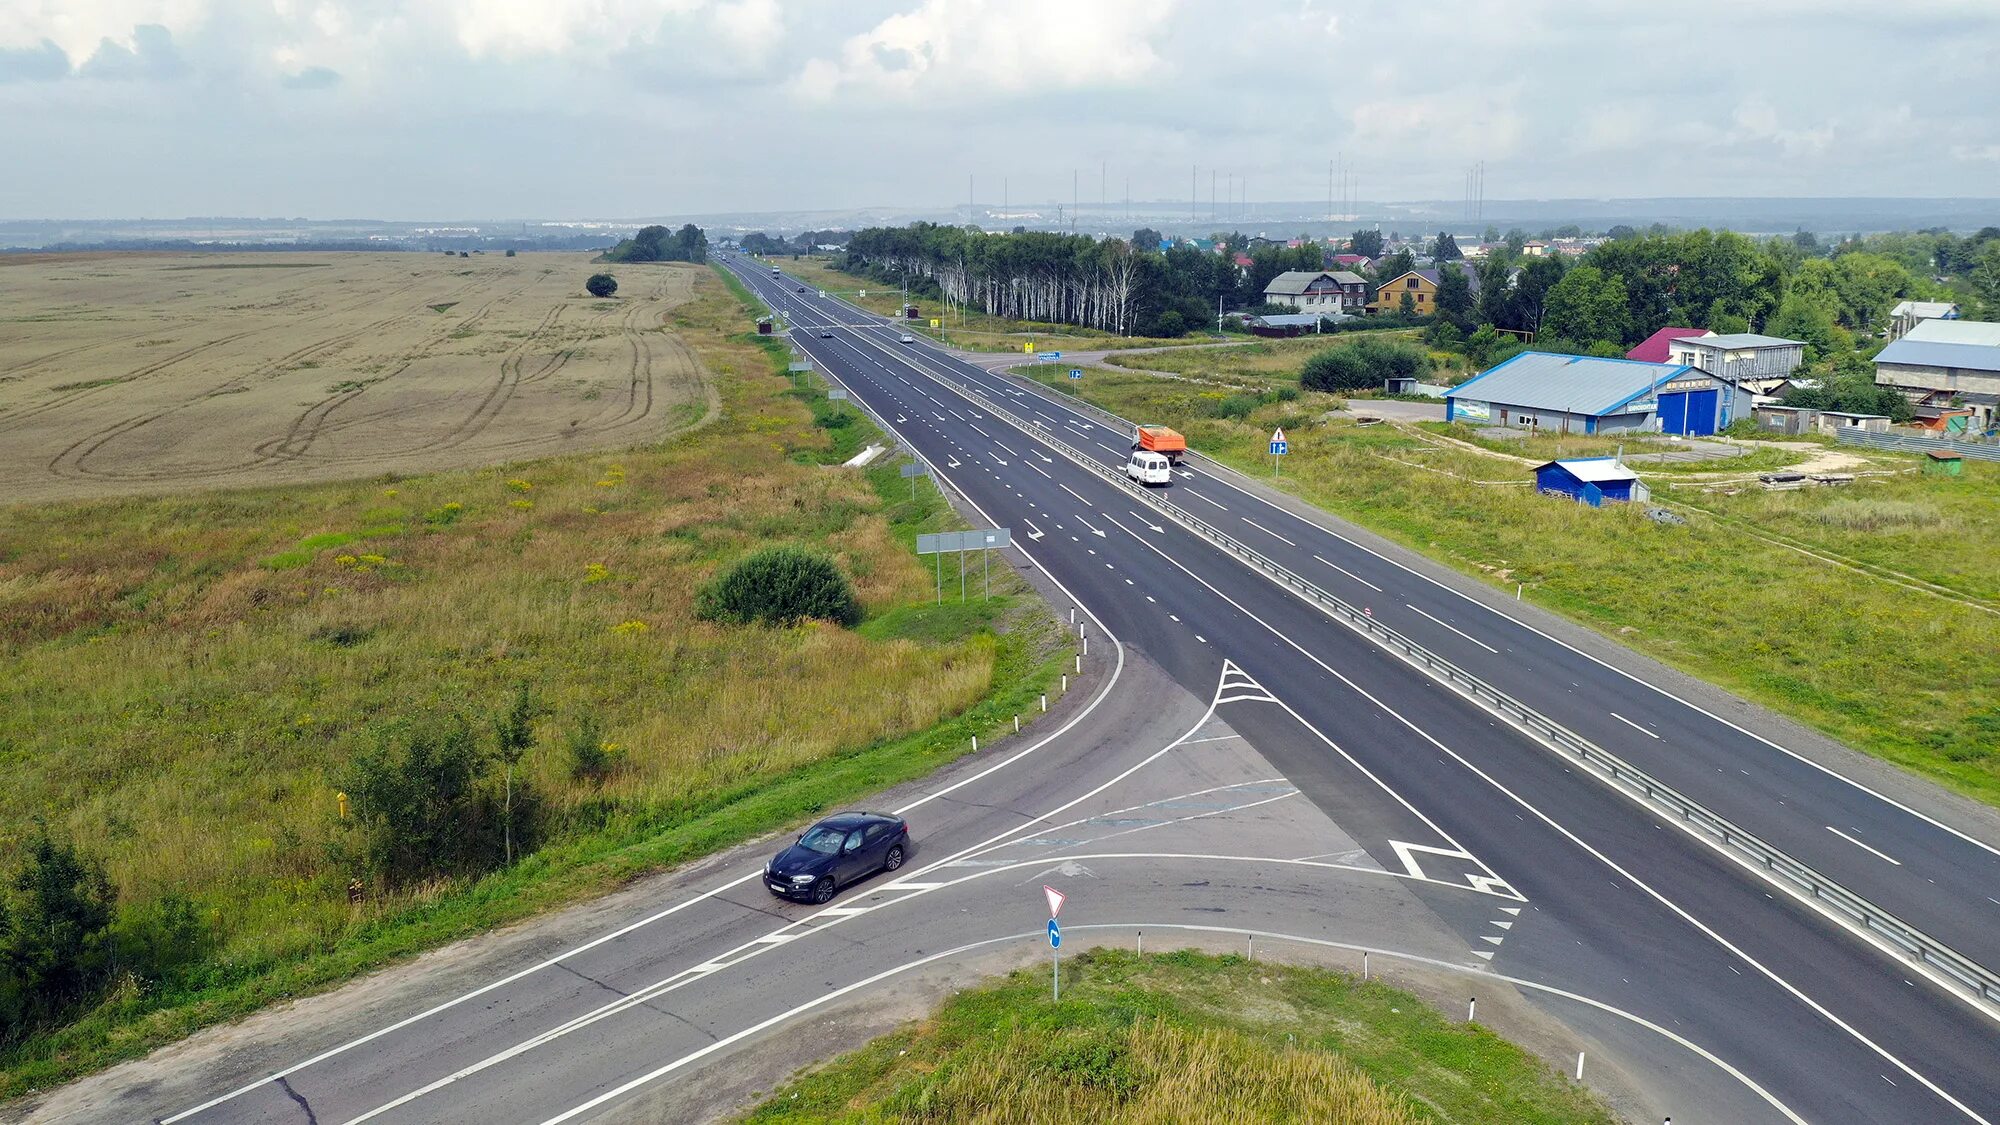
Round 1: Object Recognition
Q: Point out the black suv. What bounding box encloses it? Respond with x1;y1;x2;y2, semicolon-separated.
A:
765;812;910;903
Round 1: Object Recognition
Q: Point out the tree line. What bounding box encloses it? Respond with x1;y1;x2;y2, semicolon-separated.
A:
603;223;708;264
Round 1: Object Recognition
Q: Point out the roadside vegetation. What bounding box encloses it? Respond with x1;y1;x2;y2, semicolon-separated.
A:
743;948;1612;1125
1022;355;2000;807
0;267;1072;1096
771;256;1190;353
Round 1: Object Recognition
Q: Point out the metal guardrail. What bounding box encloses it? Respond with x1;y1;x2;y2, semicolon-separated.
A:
948;375;2000;1016
1835;428;2000;461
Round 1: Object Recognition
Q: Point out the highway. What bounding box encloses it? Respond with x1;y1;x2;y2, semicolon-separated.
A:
37;259;1999;1125
775;268;2000;977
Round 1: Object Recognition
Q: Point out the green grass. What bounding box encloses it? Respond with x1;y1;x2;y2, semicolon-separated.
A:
0;267;1074;1097
1021;361;2000;807
1106;332;1422;381
744;949;1612;1125
259;523;406;569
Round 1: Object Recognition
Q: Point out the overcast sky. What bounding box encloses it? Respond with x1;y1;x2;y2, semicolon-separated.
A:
4;0;1998;220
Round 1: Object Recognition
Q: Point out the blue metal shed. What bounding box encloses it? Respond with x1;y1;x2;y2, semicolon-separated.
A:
1534;458;1643;506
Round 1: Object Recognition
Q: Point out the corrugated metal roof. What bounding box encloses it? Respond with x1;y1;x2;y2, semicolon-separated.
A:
1875;337;2000;374
1903;318;2000;346
1448;352;1687;415
1676;333;1801;350
1252;313;1326;327
1891;300;1960;320
1538;457;1638;483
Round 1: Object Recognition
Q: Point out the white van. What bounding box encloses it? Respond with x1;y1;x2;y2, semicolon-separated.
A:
1125;450;1173;486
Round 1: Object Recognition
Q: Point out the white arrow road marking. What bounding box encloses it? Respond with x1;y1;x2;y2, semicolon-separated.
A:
1128;511;1165;533
1024;520;1045;541
1076;515;1107;538
947;457;961;468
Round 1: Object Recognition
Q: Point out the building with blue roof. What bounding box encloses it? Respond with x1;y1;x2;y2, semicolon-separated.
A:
1446;351;1748;435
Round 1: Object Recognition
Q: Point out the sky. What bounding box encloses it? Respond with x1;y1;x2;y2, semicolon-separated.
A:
3;0;1999;220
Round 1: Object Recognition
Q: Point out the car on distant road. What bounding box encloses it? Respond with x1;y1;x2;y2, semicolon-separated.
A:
796;286;807;293
765;812;910;903
819;328;835;338
900;333;916;343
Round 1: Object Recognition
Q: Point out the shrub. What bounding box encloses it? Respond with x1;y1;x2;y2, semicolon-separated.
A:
1301;337;1432;393
696;546;862;627
1;831;118;1043
504;249;517;257
566;714;616;783
585;273;618;298
1152;310;1187;337
338;718;499;887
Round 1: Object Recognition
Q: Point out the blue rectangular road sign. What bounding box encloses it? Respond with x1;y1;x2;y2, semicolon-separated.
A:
1048;918;1061;948
1069;368;1083;380
1270;440;1288;455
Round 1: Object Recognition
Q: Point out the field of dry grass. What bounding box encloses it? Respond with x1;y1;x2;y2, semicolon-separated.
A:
0;264;1072;1094
0;253;714;504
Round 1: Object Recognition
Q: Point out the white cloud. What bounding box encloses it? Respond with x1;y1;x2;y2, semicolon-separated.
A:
788;0;1175;102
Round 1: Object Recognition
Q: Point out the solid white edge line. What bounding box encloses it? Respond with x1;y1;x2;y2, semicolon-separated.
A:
1313;553;1384;592
534;924;1804;1125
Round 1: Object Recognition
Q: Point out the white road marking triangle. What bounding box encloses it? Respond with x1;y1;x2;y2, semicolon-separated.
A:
1473;951;1495;961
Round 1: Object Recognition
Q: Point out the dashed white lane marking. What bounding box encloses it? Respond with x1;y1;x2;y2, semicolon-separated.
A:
1060;482;1092;505
1404;603;1499;654
994;440;1020;457
1610;712;1660;739
1240;518;1296;547
1313;554;1383;592
1182;488;1228;510
1029;462;1053;479
1826;826;1903;866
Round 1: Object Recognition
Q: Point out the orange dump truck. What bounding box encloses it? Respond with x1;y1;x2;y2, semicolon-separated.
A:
1132;423;1187;464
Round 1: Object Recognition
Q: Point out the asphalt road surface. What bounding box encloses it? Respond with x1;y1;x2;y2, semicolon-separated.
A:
33;260;1999;1125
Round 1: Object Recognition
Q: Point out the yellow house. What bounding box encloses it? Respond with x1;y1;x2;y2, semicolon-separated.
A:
1366;264;1480;315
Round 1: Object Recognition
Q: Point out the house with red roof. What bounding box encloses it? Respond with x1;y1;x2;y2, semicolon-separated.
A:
1625;327;1711;365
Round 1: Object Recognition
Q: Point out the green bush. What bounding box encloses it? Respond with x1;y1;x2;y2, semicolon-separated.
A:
566;713;616;783
1301;337;1432;393
697;546;862;627
338;719;502;888
585;273;618;298
0;831;115;1044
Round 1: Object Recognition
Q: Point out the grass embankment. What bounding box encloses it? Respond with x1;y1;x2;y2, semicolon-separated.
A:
0;267;1073;1096
745;949;1612;1125
1104;331;1419;383
1022;355;2000;807
767;256;1191;353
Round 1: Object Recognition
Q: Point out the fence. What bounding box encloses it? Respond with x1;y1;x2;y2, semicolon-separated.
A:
1836;428;2000;461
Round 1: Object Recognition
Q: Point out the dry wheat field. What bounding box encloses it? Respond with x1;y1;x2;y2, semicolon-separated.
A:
0;253;716;503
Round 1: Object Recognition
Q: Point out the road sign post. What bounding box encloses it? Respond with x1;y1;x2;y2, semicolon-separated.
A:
1269;427;1288;476
1044;885;1067;1001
